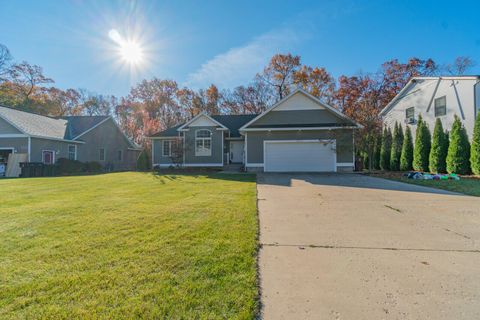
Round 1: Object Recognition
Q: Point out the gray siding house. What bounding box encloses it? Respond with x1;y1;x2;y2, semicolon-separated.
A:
150;89;361;172
0;106;141;172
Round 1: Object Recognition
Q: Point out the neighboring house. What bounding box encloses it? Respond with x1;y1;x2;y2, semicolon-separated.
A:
380;76;480;138
150;89;362;172
0;106;141;171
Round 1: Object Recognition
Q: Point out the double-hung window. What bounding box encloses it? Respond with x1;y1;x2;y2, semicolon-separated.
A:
405;107;415;124
434;96;447;117
68;145;77;160
195;129;212;156
99;148;106;161
163;140;172;157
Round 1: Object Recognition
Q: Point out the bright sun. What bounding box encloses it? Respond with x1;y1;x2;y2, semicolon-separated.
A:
119;40;143;64
108;29;144;66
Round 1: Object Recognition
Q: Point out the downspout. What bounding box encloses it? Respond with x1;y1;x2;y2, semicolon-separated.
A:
27;136;31;162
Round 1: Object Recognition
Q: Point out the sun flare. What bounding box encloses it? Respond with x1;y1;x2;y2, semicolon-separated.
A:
108;29;144;66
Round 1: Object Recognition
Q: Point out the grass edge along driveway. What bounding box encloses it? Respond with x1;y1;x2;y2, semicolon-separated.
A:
0;172;258;319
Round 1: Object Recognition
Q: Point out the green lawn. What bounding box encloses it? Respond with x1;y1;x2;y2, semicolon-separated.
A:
395;177;480;197
0;172;258;319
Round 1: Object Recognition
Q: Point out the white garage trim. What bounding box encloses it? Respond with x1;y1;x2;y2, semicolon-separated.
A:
336;162;354;167
263;140;337;172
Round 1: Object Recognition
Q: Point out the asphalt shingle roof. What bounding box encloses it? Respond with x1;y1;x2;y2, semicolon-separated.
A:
0;106;68;139
150;114;259;138
0;106;114;141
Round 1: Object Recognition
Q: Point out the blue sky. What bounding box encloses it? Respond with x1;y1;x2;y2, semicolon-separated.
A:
1;0;479;97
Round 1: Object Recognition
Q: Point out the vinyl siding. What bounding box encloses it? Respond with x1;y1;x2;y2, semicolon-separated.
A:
75;118;139;170
152;138;176;166
184;126;223;165
0;137;28;153
30;138;71;162
0;117;22;134
252;109;351;127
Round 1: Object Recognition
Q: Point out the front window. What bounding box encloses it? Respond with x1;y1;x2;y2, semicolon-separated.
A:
68;145;77;160
42;150;55;165
405;107;415;124
99;148;106;161
195;129;212;156
117;150;123;161
434;96;447;117
163;140;172;157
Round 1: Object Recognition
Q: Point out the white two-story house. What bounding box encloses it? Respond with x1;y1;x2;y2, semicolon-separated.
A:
380;76;480;139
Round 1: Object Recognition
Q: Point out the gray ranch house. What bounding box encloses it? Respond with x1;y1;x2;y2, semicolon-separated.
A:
0;106;141;173
150;89;362;172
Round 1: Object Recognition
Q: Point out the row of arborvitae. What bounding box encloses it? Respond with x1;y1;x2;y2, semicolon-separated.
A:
375;113;480;175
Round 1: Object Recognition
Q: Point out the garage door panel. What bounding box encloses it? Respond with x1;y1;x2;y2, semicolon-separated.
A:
264;141;335;172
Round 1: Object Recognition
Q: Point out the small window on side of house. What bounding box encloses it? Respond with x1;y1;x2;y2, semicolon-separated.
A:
405;107;415;124
99;148;106;161
162;140;172;157
117;150;123;161
434;96;447;117
68;145;77;161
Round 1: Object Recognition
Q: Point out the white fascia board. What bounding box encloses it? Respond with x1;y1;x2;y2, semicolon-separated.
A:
30;135;86;144
240;126;360;132
239;88;362;130
177;113;228;131
0;134;29;138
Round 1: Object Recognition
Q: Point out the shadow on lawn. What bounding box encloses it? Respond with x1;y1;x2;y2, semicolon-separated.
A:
256;172;465;196
150;170;256;184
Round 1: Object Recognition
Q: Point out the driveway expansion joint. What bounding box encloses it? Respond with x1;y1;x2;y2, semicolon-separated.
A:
261;243;480;253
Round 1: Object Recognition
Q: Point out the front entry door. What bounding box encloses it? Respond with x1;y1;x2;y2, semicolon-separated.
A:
230;141;245;163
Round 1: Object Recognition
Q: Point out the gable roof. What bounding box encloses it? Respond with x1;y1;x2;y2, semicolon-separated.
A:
211;114;258;137
149;114;259;138
379;76;480;117
62;116;110;140
0;106;138;148
239;88;362;130
0;106;68;139
177;113;229;131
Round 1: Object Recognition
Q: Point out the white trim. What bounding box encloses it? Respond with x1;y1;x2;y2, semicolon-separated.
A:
177;113;229;131
42;150;55;165
151;140;155;168
194;129;212;157
244;132;248;166
28;136;31;162
31;135;85;144
149;136;178;140
241;126;359;132
0;134;28;138
239;88;363;131
263;139;337;173
68;144;77;161
183;163;223;167
336;162;354;166
162;140;172;157
153;163;174;167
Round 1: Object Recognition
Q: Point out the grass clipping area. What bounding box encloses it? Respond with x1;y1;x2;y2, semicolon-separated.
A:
0;172;258;319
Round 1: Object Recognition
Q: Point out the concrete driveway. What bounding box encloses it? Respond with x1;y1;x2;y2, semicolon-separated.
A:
257;173;480;320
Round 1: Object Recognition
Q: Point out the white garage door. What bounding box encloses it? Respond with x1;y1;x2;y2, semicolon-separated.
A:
264;140;336;172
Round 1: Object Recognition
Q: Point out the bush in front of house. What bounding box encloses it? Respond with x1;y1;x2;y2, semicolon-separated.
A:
84;161;103;173
380;127;392;170
447;115;471;174
471;113;480;175
390;122;403;171
429;118;448;173
56;158;85;175
400;126;414;171
137;149;151;171
413;115;431;172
